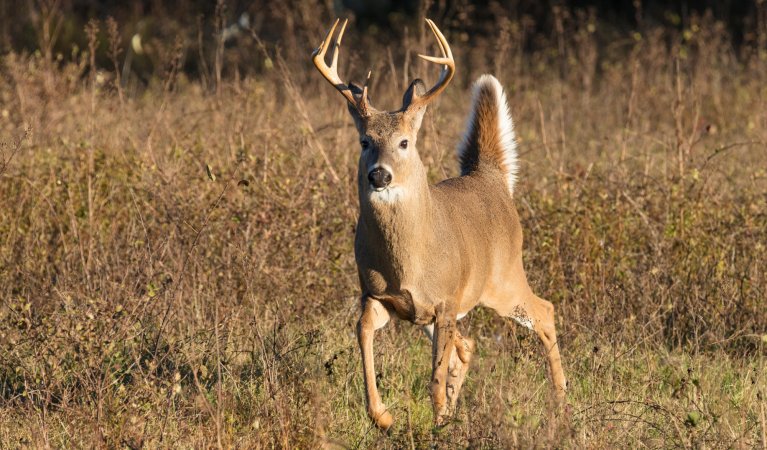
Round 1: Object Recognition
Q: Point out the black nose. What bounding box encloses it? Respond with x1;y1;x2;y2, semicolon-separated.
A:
368;167;392;189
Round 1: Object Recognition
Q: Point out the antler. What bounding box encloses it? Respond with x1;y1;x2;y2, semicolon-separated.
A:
312;19;372;117
313;18;453;115
407;19;456;110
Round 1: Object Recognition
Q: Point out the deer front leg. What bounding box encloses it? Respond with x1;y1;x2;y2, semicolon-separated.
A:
357;297;393;430
430;304;456;426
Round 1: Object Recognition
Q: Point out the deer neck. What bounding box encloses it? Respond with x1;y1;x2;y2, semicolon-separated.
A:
357;161;435;281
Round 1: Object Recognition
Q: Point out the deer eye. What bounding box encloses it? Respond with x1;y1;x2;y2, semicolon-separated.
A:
399;139;408;149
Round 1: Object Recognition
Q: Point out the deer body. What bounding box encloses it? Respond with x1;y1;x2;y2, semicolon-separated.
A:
357;168;522;324
313;19;567;430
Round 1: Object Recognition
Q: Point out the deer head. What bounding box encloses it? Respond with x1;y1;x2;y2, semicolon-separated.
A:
312;19;455;202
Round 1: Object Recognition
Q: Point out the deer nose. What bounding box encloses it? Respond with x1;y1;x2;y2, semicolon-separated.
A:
368;167;392;189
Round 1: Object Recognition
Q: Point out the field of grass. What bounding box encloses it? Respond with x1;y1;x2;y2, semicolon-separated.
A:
1;4;766;448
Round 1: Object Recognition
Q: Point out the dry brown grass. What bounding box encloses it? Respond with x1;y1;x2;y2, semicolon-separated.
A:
1;4;766;448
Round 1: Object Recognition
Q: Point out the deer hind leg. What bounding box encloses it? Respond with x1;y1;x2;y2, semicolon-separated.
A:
423;325;475;414
429;304;457;426
525;295;567;401
446;331;474;412
357;297;393;430
489;294;567;402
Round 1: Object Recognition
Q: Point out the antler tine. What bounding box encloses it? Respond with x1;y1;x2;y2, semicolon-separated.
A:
359;70;372;116
426;19;448;59
409;18;456;109
312;18;339;68
330;18;347;72
312;18;357;107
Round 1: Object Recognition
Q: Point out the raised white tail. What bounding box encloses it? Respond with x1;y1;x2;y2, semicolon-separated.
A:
457;74;519;195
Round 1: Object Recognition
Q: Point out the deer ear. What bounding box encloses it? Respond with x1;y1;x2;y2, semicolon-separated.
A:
347;103;365;134
402;79;427;131
402;79;426;109
347;82;367;133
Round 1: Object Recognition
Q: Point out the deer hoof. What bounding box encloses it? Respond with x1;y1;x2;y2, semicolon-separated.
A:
371;409;393;430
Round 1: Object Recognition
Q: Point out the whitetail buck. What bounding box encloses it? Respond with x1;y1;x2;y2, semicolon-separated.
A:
312;18;567;429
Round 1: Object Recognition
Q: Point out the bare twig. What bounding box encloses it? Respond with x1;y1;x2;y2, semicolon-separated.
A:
0;127;29;176
106;17;125;105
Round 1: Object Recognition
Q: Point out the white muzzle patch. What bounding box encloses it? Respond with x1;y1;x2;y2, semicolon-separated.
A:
368;186;405;203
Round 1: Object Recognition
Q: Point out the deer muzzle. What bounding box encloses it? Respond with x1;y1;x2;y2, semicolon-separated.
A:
367;167;392;190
